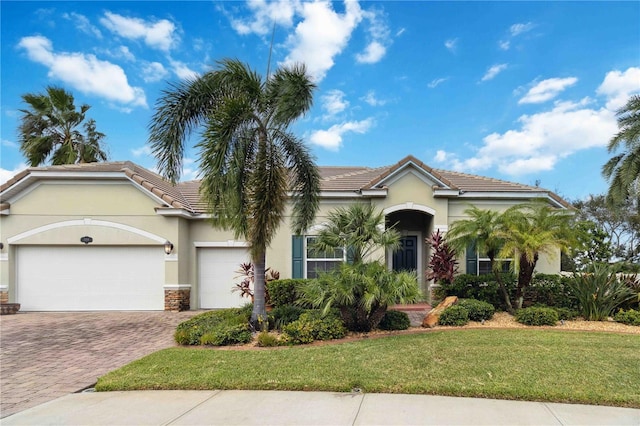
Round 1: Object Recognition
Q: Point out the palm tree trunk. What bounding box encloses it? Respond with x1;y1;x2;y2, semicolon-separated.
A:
515;253;538;309
491;257;514;314
251;251;267;330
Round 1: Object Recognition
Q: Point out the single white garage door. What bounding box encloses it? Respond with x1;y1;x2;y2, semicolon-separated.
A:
198;247;251;309
17;246;164;311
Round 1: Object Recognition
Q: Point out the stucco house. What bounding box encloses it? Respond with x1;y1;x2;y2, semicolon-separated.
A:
0;155;570;312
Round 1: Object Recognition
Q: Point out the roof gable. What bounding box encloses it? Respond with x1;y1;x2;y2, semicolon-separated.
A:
363;155;457;190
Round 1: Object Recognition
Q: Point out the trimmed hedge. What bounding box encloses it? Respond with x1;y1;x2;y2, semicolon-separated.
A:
282;310;346;345
174;304;252;345
378;310;411;330
515;306;558;326
267;279;310;307
614;309;640;326
458;299;495;321
438;305;469;326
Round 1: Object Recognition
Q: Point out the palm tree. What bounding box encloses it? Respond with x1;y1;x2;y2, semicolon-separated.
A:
311;204;400;265
19;86;107;166
603;95;640;203
499;202;574;309
148;58;319;327
446;206;513;312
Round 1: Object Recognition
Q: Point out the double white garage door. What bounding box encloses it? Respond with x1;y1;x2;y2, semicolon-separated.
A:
16;246;250;311
17;246;165;311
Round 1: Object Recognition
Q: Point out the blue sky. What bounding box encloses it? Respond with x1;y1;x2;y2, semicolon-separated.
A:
1;1;639;201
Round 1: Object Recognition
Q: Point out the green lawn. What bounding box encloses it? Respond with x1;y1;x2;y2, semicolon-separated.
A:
96;329;640;407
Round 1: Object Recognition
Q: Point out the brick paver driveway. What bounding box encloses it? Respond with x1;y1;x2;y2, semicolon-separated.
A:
0;311;200;418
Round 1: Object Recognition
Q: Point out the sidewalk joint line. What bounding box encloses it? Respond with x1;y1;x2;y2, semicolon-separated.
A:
352;392;366;426
163;390;221;426
542;402;565;425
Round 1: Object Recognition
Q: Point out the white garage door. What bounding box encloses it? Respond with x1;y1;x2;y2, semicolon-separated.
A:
17;246;165;311
198;247;251;309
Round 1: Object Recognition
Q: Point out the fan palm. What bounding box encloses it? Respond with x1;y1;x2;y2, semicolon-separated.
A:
148;58;319;327
603;95;640;203
446;206;513;312
19;86;107;166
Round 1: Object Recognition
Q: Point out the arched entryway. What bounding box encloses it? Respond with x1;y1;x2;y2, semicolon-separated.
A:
384;204;434;294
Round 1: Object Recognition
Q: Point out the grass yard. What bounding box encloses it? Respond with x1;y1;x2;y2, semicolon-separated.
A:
96;329;640;407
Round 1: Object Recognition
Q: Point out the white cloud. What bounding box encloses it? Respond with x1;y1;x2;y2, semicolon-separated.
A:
510;22;534;37
18;36;147;108
2;139;19;149
355;41;385;64
0;163;28;185
362;90;386;106
519;77;578;104
596;67;640;110
62;12;102;38
321;89;349;116
230;0;297;35
428;77;448;89
281;1;364;81
100;11;178;51
309;118;374;151
434;150;448;163
444;38;458;52
480;63;508;82
131;145;152;157
444;98;616;176
498;40;510;50
396;28;405;37
141;61;169;83
169;58;199;80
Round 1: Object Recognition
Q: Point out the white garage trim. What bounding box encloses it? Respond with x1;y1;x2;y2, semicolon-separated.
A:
8;219;167;244
194;241;250;247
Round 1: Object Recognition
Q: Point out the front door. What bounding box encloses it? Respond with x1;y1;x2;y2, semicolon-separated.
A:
393;235;418;272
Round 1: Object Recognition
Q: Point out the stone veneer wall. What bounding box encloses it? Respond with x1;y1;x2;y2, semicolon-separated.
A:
164;288;190;311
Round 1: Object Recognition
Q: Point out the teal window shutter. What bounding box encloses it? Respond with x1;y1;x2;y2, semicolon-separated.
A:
346;246;355;264
466;241;478;275
292;236;304;278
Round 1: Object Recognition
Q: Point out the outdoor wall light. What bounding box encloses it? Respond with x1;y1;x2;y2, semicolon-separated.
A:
164;240;174;255
80;236;93;245
0;242;3;250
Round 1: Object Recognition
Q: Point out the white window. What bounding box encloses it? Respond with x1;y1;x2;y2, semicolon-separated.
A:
305;236;345;279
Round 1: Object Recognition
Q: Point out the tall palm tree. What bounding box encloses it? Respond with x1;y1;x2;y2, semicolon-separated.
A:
311;204;400;265
148;58;319;327
499;202;574;309
446;206;513;312
19;86;107;166
603;95;640;203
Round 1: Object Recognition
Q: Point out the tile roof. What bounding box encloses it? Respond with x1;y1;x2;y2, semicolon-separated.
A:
0;157;570;214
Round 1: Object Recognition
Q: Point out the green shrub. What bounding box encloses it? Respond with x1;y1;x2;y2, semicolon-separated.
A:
614;309;640;326
567;265;636;321
256;331;281;347
282;310;346;345
438;305;469;326
267;279;309;307
378;310;411;330
299;262;421;332
436;273;516;310
174;305;252;345
458;299;495;321
515;306;558;326
554;307;579;321
524;274;575;309
269;304;306;330
200;323;252;346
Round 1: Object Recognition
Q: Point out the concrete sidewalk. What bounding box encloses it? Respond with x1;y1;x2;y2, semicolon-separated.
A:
1;390;639;425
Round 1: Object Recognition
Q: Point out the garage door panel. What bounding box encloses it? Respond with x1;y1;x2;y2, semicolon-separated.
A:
198;248;251;309
17;246;164;311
